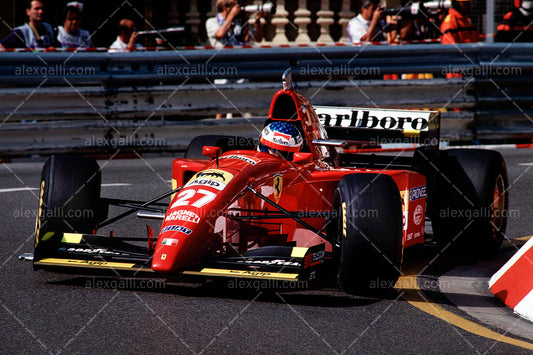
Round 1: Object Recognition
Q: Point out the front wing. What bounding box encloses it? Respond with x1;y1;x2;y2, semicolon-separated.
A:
28;232;326;282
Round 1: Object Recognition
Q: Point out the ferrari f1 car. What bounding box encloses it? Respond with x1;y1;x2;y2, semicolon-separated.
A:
21;70;509;294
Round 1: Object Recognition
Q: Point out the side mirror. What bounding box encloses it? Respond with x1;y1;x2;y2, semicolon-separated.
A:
202;146;222;160
292;152;313;164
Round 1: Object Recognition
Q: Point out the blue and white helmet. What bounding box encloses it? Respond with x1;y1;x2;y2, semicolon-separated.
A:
259;121;303;160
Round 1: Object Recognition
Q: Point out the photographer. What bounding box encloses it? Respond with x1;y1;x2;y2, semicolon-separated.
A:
206;0;264;48
347;0;385;43
108;19;144;53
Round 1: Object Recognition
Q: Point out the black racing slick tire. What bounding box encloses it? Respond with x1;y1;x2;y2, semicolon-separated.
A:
35;155;102;247
332;173;403;295
428;149;509;255
185;135;256;159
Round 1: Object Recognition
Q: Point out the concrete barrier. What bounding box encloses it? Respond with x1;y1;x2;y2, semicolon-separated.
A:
489;237;533;322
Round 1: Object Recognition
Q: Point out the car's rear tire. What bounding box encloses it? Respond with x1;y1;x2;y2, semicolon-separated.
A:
185;135;256;159
428;149;508;255
331;173;403;295
35;155;102;248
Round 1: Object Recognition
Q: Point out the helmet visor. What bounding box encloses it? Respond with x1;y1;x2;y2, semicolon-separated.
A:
259;143;294;160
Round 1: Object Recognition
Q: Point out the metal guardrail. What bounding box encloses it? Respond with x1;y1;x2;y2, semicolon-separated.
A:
0;43;532;157
1;43;533;86
0;79;473;120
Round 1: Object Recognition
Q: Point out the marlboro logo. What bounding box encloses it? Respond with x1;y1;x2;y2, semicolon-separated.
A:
315;106;435;132
273;131;291;141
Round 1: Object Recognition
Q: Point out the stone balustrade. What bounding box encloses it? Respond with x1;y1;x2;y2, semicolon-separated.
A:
164;0;358;45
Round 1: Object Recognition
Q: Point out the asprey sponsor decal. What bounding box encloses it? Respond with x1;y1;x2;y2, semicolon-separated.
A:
219;154;259;165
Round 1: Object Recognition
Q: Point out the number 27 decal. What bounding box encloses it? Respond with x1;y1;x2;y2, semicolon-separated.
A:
171;188;217;209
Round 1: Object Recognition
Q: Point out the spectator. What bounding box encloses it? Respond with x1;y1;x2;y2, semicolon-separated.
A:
347;0;385;43
440;0;479;44
0;0;59;49
206;0;264;48
495;0;533;42
57;2;93;48
108;19;144;53
206;0;264;118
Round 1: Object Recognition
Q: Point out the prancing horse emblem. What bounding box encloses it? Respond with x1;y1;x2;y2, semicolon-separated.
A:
273;174;283;203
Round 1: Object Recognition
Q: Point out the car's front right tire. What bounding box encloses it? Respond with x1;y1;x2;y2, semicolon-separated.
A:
35;155;102;249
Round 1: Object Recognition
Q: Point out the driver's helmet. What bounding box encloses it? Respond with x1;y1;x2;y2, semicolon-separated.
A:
259;121;303;160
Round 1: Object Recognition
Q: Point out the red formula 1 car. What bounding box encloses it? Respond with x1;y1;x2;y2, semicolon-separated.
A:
22;70;509;294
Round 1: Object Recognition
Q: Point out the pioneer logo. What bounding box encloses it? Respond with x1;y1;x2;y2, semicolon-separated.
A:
315;106;434;132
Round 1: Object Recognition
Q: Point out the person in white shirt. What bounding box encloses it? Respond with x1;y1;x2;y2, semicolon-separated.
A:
108;19;144;53
57;2;93;48
347;0;385;43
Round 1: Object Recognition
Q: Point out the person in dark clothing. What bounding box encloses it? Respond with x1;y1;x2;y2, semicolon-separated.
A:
495;0;533;42
0;0;59;49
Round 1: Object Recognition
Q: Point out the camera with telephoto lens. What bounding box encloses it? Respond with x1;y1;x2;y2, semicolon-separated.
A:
241;1;276;15
136;27;185;36
381;0;451;19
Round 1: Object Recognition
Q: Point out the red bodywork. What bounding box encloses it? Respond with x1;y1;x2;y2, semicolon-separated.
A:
151;88;427;273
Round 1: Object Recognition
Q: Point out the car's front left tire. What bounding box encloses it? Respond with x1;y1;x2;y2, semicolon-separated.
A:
331;173;403;295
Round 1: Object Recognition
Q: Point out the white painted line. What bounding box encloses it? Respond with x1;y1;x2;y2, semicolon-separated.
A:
0;187;38;193
0;183;131;193
443;144;516;150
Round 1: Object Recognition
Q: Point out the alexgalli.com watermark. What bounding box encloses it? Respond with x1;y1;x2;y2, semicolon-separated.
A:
299;64;380;77
369;136;446;147
228;278;309;290
370;277;448;290
13;206;93;219
441;65;522;77
85;135;166;148
439;207;519;219
85;278;166;290
157;64;238;76
15;64;96;77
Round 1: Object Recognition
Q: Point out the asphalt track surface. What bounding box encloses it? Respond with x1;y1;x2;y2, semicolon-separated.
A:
2;148;533;354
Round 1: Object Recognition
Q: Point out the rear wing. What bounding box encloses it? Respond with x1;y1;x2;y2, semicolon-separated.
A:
314;106;440;148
